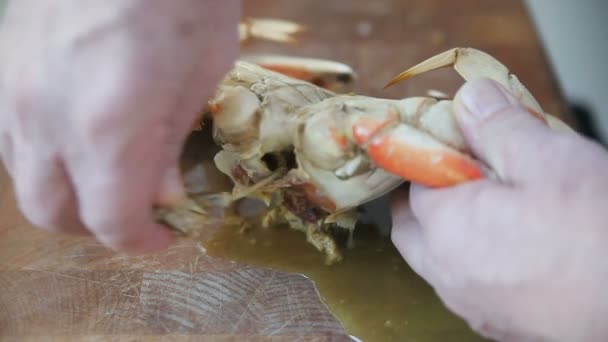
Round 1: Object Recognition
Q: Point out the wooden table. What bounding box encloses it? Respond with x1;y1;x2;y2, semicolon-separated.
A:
0;1;572;340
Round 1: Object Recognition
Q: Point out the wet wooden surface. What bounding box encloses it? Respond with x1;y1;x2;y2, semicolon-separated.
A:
1;1;570;340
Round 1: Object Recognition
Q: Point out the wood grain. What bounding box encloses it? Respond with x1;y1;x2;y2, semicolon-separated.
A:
0;1;570;340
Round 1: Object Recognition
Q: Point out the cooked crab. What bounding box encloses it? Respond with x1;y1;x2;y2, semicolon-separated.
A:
157;25;573;264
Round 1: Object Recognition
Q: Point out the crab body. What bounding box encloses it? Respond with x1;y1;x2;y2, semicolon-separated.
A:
206;60;483;263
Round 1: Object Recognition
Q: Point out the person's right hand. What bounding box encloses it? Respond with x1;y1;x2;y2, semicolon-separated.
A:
392;79;608;341
0;0;240;253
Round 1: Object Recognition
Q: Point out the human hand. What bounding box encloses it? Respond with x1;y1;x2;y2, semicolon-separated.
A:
0;0;240;253
392;78;608;341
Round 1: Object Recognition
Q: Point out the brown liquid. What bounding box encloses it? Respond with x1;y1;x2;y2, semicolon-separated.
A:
203;223;488;342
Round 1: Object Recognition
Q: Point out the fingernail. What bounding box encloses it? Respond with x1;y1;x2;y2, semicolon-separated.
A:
456;79;516;121
159;167;186;205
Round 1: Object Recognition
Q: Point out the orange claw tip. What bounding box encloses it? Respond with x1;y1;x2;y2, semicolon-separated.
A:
366;128;484;187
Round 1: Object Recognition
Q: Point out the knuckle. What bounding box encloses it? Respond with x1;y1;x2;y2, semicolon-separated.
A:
77;114;116;143
7;75;46;129
10;96;36;132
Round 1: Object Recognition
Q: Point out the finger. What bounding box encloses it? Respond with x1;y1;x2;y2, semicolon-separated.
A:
11;146;89;235
67;135;175;254
0;134;15;177
390;187;435;283
61;0;239;253
155;62;230;205
453;78;565;185
75;169;175;254
409;181;516;238
65;101;177;253
408;182;526;281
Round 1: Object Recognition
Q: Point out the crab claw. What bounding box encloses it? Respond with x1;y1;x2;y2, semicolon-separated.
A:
384;48;550;119
241;54;356;93
350;110;484;187
239;18;305;44
386;47;577;134
296;96;485;195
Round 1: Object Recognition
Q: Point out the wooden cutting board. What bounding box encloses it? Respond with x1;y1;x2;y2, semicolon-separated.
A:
0;1;572;340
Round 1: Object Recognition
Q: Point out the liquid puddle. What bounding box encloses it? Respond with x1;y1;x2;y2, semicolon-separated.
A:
203;223;488;341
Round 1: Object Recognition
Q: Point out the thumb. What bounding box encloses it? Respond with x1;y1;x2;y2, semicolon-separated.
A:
453;78;561;184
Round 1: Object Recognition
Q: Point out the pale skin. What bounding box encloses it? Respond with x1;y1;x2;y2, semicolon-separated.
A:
392;79;608;341
0;0;240;252
1;1;607;341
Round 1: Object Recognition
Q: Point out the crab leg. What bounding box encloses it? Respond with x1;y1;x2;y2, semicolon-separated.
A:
237;19;358;92
384;47;575;134
239;18;304;44
241;54;356;93
384;48;544;115
194;21;356;131
349;102;485;187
